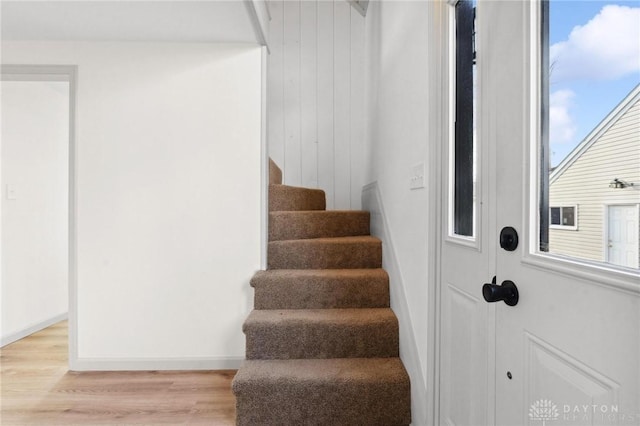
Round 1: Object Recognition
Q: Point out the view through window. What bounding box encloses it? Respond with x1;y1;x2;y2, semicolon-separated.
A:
542;0;640;269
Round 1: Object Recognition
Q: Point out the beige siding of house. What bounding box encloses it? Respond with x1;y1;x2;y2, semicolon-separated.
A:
549;101;640;263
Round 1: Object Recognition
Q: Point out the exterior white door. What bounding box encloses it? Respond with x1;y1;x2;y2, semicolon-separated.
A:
608;205;640;269
486;2;640;426
438;0;493;424
439;1;640;425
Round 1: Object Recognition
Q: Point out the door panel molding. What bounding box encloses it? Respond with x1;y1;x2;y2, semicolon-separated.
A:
525;332;620;421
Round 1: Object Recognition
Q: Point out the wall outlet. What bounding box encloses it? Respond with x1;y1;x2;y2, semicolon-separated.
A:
410;163;425;190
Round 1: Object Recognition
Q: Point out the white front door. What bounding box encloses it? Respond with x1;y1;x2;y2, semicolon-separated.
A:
608;205;640;269
486;2;640;425
439;1;640;425
438;0;493;424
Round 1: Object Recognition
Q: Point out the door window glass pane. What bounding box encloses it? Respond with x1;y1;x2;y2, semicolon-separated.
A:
539;0;640;269
452;0;476;238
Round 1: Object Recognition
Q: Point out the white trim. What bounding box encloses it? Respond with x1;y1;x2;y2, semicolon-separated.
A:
71;356;244;372
244;0;270;54
0;64;78;370
550;84;640;184
361;182;429;426
445;0;480;249
263;0;272;21
260;46;269;270
429;2;453;424
1;313;68;347
521;252;640;295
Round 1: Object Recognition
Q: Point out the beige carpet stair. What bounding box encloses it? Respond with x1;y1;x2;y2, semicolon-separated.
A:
251;269;390;309
232;159;410;425
244;308;399;360
270;210;370;241
269;184;326;212
233;358;411;426
269;158;282;185
268;236;382;270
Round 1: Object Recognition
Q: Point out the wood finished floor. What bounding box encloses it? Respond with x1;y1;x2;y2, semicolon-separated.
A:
0;321;237;425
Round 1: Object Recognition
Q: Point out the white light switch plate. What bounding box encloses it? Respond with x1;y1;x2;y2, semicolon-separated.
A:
410;163;425;190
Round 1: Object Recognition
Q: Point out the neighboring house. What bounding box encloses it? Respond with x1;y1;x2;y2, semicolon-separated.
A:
549;85;640;268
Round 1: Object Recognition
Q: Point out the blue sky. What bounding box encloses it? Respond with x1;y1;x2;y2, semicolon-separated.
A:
549;0;640;166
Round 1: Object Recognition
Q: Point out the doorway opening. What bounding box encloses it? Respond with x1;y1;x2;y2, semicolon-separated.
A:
1;65;77;368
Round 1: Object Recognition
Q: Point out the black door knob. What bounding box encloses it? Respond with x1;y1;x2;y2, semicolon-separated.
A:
482;279;519;306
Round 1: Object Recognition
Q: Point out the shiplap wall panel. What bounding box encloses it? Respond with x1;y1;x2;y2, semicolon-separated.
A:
268;0;365;210
350;10;365;209
333;0;352;209
283;0;302;185
268;0;285;170
317;0;336;208
300;1;319;189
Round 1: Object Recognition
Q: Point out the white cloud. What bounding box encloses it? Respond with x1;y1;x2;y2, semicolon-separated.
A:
550;89;577;145
550;5;640;82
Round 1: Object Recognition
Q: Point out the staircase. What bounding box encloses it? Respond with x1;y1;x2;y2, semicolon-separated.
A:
232;160;411;426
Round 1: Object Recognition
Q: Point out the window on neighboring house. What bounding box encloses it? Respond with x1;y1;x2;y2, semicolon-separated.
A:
550;206;577;230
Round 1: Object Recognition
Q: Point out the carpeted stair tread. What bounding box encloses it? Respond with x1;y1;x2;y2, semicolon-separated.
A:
269;158;282;185
269;210;370;241
251;269;390;309
236;160;410;424
268;236;382;270
232;357;411;426
243;308;399;359
269;184;326;212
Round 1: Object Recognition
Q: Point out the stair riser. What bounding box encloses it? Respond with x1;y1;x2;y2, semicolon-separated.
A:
235;384;410;426
269;211;370;241
268;241;382;269
269;185;326;211
245;320;398;359
253;280;389;309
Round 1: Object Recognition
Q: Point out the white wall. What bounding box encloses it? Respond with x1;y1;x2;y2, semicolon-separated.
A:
2;41;262;369
1;80;69;346
268;0;365;210
362;1;444;424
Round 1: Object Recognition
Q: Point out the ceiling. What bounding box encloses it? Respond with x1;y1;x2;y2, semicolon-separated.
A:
1;1;258;44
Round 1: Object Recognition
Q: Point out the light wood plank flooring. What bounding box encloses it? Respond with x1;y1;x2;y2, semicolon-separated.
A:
1;321;237;425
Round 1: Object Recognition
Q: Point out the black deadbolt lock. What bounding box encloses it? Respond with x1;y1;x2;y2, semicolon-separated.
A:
500;226;519;251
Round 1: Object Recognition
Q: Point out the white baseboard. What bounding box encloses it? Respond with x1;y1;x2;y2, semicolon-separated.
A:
70;356;245;371
1;312;68;347
362;182;429;426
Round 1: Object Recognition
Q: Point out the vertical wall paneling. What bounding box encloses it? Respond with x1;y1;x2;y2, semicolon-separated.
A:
300;1;318;189
316;0;336;209
349;8;365;210
267;0;285;170
283;0;302;186
333;0;352;209
268;0;365;210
